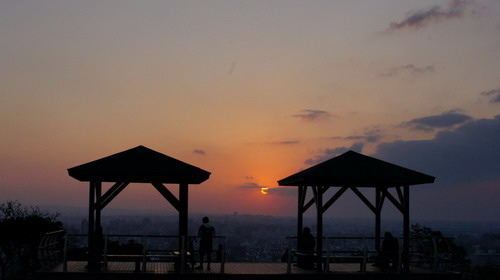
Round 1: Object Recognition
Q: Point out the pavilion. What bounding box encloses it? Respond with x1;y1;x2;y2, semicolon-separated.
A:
278;150;435;273
67;145;211;271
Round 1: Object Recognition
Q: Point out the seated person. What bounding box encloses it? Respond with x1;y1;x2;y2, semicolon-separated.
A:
297;227;315;269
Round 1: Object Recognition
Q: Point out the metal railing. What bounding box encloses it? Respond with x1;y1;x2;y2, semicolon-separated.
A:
61;234;226;273
38;230;66;270
285;236;461;274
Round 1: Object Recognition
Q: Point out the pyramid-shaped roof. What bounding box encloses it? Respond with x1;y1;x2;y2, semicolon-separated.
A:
278;150;434;187
68;145;211;184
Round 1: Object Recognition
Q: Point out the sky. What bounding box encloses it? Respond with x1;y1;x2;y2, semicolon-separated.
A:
1;0;500;223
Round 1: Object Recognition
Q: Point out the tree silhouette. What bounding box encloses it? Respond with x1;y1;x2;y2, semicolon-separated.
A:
0;201;63;280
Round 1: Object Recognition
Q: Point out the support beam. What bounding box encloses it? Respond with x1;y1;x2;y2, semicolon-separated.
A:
322;186;348;213
297;186;305;239
151;182;180;211
87;181;97;271
383;188;404;213
99;182;129;210
95;182;102;234
313;186;323;272
375;188;382;252
178;183;189;238
178;183;189;272
402;185;410;273
350;187;376;213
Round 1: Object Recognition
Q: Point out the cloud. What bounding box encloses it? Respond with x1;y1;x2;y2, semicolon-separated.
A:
277;140;300;145
400;110;472;132
387;0;471;32
193;149;206;155
480;88;500;103
238;182;266;189
304;142;364;166
266;187;296;196
381;64;435;77
376;114;500;186
292;109;331;122
346;127;383;143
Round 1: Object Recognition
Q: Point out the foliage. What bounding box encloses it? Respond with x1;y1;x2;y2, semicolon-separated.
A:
410;223;469;271
0;201;63;280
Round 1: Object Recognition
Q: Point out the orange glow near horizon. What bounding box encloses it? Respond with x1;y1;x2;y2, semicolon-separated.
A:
260;187;269;195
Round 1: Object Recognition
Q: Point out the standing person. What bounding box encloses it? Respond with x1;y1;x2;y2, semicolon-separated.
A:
196;216;215;270
380;232;399;271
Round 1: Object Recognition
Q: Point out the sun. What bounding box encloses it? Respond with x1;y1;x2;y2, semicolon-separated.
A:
260;187;269;195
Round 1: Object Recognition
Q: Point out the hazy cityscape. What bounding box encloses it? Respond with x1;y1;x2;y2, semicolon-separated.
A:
57;208;500;266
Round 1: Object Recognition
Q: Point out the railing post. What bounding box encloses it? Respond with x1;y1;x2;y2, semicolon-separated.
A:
361;237;367;273
287;237;292;274
432;236;438;271
142;235;147;272
103;235;108;272
180;235;186;273
63;233;68;272
220;237;225;274
324;237;330;272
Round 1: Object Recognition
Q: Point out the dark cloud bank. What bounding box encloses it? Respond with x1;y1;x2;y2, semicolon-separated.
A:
401;110;472;132
376;114;500;187
375;114;500;221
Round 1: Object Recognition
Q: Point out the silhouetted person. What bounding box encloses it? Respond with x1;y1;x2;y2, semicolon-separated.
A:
380;232;399;271
298;227;315;269
196;216;215;270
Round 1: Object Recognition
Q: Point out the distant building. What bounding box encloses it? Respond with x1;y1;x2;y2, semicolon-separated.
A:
471;245;500;267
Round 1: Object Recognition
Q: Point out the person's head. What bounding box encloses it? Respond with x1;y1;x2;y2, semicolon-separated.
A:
303;227;311;234
384;232;393;239
202;216;209;224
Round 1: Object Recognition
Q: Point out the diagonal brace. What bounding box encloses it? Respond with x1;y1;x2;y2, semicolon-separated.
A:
383;188;404;213
152;182;180;211
350;187;376;213
322;186;348;214
98;182;129;211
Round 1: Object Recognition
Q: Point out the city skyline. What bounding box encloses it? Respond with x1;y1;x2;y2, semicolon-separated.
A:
1;1;500;222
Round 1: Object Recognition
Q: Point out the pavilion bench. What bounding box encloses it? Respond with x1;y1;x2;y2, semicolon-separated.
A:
103;251;191;272
293;251;370;273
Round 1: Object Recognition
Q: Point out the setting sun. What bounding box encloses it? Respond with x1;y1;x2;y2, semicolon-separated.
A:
260;187;269;195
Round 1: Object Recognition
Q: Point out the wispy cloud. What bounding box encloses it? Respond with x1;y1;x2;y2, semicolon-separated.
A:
386;0;471;32
347;127;383;143
266;187;296;196
292;109;331;122
480;88;500;103
381;64;436;77
277;140;300;145
304;142;364;166
239;182;265;189
193;149;206;155
331;127;383;143
400;110;472;132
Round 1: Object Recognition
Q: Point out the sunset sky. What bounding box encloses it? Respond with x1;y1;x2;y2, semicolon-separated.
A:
1;0;499;222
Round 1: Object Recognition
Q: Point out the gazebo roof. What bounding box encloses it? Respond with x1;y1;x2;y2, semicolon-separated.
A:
278;150;434;187
68;145;211;184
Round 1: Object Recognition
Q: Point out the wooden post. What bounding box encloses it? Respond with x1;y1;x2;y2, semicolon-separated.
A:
95;182;102;270
87;181;96;270
403;185;410;273
297;186;304;239
375;188;382;252
315;186;323;272
179;183;189;273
